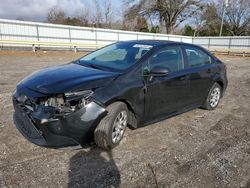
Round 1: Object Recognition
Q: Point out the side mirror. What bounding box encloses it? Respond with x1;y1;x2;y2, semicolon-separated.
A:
150;66;170;77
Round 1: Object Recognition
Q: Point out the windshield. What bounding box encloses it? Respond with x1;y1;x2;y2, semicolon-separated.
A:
78;42;154;72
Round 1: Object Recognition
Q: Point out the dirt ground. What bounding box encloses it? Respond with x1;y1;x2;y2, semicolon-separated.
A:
0;50;250;188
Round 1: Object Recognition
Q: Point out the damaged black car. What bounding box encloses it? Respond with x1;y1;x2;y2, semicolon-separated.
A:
12;40;228;149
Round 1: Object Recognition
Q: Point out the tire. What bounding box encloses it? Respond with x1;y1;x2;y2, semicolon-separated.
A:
202;82;222;110
94;102;128;150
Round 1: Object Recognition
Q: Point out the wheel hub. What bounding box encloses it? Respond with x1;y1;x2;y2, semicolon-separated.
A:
112;111;127;144
210;87;221;108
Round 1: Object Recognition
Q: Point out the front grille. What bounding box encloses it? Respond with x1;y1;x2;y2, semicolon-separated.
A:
13;99;46;146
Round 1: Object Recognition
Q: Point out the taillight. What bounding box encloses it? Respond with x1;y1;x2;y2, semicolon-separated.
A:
224;64;227;73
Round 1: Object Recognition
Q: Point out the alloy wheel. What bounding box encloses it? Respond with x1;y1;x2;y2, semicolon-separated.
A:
210;87;221;108
112;111;127;144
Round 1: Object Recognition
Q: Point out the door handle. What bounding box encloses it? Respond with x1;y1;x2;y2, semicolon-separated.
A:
180;75;189;81
206;68;211;73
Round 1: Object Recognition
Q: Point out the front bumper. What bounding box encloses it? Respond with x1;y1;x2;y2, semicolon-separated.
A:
12;93;106;149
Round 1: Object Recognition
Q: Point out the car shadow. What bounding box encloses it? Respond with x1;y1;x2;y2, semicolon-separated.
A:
68;146;121;188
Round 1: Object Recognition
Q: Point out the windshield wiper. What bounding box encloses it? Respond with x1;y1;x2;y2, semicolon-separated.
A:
88;64;106;71
76;60;119;72
88;64;101;69
76;60;103;70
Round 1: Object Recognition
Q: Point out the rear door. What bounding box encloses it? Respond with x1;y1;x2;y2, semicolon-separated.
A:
182;45;215;105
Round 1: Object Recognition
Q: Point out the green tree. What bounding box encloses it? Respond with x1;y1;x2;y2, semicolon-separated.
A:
136;16;149;32
183;25;194;36
150;26;159;33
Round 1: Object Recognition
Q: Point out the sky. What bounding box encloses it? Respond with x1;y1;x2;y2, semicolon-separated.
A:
0;0;123;22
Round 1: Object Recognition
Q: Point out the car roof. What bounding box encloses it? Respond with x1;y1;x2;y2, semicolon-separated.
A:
118;40;181;46
116;40;212;55
118;40;212;53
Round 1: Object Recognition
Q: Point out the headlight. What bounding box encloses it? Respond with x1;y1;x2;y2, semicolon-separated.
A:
64;90;93;101
41;90;93;115
64;90;93;110
44;94;64;107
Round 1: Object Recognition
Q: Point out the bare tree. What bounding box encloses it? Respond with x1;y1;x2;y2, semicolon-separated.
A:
90;0;117;28
123;4;139;30
222;0;250;36
103;0;113;28
152;0;203;34
123;0;148;31
195;0;250;36
47;6;66;24
47;6;90;27
92;0;103;27
191;9;206;36
198;3;222;36
123;0;203;34
77;7;91;27
46;1;120;29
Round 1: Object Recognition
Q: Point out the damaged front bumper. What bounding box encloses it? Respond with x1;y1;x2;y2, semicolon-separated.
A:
12;86;107;149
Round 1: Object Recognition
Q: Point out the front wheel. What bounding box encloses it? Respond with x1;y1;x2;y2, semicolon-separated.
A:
202;83;222;110
94;102;128;150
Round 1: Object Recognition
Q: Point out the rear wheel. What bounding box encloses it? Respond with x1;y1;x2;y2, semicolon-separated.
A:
203;82;222;110
94;102;128;150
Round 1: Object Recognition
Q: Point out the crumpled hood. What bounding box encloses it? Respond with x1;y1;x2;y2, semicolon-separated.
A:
20;63;119;94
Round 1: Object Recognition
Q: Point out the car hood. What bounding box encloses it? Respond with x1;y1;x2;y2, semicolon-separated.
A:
20;63;120;94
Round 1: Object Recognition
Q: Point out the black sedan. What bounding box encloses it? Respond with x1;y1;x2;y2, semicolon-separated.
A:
12;40;228;149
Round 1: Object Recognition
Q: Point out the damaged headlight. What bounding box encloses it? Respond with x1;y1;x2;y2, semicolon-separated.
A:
64;90;94;110
40;90;93;115
64;90;93;101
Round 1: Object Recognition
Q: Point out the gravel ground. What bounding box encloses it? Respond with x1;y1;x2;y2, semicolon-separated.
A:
0;51;250;188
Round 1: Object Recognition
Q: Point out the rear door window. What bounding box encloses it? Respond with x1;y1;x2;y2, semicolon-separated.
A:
184;46;211;68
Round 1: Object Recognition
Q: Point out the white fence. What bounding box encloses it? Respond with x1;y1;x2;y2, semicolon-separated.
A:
0;18;250;53
193;37;250;52
0;19;192;50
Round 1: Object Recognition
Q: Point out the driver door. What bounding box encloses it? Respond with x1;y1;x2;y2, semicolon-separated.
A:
143;45;190;122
